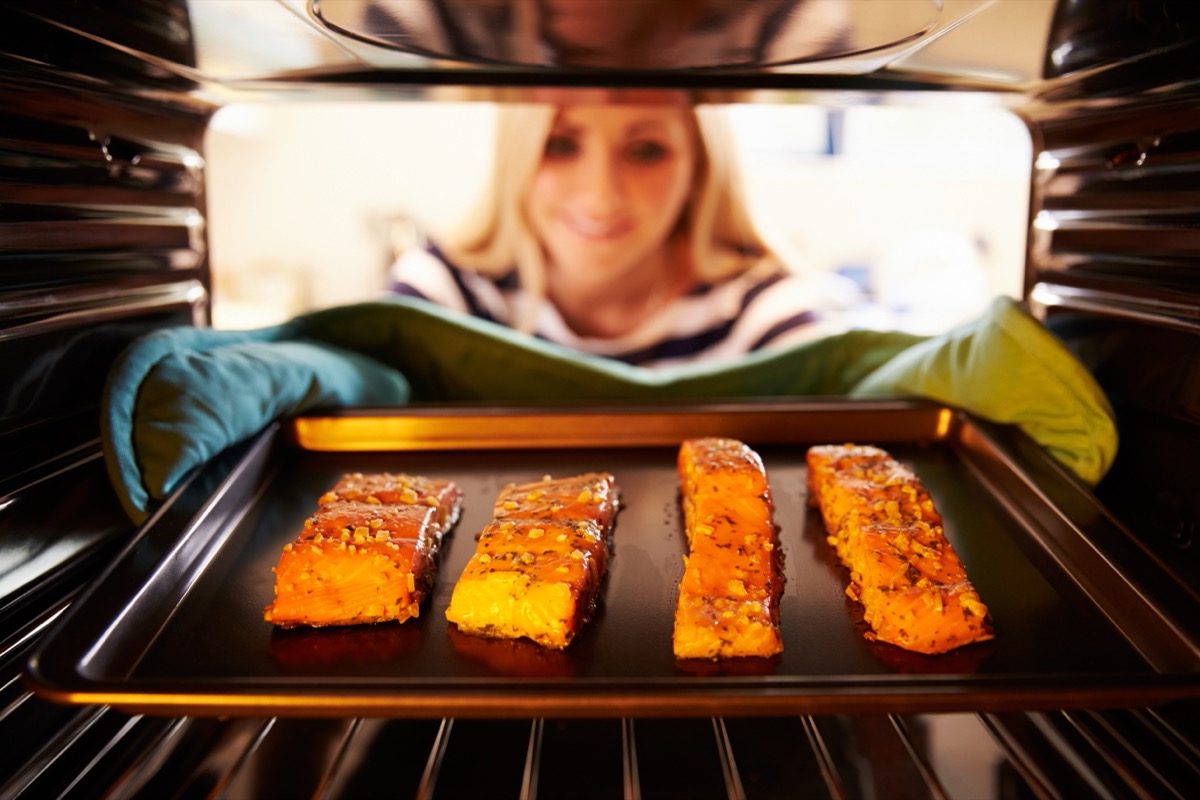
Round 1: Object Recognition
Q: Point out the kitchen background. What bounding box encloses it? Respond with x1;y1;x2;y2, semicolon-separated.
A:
204;98;1033;335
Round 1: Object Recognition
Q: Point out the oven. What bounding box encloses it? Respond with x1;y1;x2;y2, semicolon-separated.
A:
2;1;1198;797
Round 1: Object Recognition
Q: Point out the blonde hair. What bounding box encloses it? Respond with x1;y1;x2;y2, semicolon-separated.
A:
442;100;772;329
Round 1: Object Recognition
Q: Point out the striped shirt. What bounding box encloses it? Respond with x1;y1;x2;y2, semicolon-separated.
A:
389;244;838;369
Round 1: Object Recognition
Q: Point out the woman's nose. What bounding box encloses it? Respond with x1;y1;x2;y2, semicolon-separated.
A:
573;147;624;213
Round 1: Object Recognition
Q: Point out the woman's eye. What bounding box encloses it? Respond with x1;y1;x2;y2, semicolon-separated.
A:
544;134;579;159
626;140;669;163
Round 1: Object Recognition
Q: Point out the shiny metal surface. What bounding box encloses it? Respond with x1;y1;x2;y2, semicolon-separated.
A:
1029;284;1200;334
25;407;1200;719
312;0;937;71
6;0;1061;92
1043;0;1200;79
0;2;214;478
1025;94;1200;307
289;403;956;451
3;518;1199;795
1020;16;1200;599
3;0;1200;797
9;691;1193;799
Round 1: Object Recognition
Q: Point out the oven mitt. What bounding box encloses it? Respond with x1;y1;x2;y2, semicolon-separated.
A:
103;329;411;522
103;295;1115;523
847;295;1116;485
295;294;1114;484
103;304;911;523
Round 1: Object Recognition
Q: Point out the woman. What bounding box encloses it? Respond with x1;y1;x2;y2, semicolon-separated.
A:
100;103;1117;525
389;90;839;368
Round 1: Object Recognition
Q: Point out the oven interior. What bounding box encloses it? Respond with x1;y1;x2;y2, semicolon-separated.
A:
2;1;1198;797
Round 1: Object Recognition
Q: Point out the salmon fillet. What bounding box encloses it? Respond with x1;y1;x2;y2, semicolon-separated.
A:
444;473;618;650
673;438;784;660
264;472;463;628
806;444;993;655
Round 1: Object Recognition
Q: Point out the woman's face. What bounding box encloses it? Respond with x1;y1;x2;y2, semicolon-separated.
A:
525;103;698;293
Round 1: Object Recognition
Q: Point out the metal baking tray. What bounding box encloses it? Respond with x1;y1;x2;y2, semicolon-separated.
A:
25;400;1200;717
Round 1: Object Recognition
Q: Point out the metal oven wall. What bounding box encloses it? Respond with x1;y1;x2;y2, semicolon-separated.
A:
1020;10;1200;590
1;1;1198;797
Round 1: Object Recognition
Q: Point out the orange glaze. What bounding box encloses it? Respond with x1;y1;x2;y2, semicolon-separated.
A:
263;472;463;628
673;438;784;660
445;473;618;650
806;444;992;655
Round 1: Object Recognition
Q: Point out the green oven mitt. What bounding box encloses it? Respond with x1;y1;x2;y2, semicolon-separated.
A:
290;297;922;403
103;295;1115;523
848;296;1116;485
295;295;1114;484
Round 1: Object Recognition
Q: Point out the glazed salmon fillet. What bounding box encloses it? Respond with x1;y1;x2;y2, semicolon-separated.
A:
673;438;784;660
264;472;463;628
445;473;618;650
806;444;993;654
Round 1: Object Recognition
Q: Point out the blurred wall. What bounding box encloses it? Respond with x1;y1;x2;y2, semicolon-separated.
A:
204;101;496;328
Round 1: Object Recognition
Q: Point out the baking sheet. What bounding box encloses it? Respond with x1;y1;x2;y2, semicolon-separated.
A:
26;401;1200;717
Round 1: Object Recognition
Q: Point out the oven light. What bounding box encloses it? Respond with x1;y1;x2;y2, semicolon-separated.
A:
181;150;205;170
1033;211;1059;231
1035;151;1060;171
1050;41;1074;69
935;408;953;439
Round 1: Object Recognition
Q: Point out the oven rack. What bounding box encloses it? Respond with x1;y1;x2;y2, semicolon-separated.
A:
3;446;1198;799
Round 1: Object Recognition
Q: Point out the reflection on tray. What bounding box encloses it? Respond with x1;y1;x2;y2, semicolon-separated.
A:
268;621;423;667
840;611;993;674
865;637;993;675
674;655;782;677
447;625;578;678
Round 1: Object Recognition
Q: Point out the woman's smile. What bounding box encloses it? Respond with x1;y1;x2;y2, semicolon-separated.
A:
559;212;634;241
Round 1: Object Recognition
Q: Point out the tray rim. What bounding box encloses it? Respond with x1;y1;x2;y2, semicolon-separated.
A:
286;398;957;451
26;672;1200;719
24;399;1200;717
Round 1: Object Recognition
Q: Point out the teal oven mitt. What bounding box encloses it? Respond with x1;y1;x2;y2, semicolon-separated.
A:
103;295;1115;523
103;300;915;521
103;326;410;522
